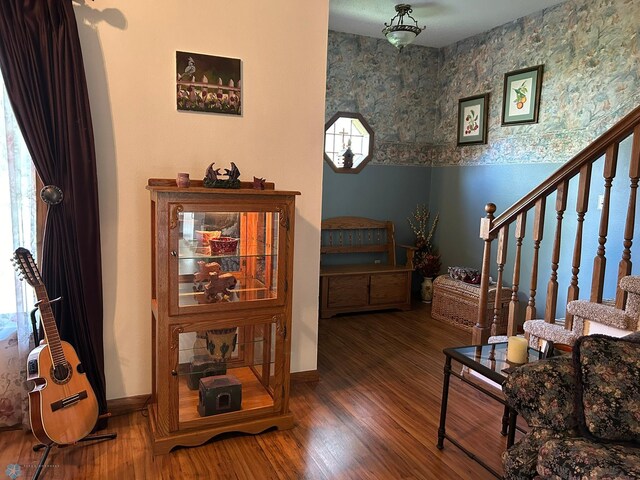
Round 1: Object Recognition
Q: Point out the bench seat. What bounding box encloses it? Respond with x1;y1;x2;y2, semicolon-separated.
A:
319;216;414;319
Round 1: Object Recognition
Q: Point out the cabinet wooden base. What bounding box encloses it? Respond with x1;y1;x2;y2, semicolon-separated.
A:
147;404;294;455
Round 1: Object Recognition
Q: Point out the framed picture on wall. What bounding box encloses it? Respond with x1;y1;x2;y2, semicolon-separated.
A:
176;51;242;115
457;93;489;146
501;65;543;125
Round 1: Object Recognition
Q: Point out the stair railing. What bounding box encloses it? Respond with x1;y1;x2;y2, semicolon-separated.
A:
473;105;640;345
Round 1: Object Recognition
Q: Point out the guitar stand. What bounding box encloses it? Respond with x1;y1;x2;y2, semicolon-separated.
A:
31;414;117;480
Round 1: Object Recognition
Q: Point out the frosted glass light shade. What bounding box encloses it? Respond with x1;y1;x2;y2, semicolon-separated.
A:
385;29;418;50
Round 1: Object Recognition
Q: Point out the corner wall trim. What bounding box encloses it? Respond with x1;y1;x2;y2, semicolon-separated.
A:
107;394;152;417
291;370;320;383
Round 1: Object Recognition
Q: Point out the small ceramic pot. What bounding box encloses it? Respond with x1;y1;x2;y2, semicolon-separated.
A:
177;172;190;188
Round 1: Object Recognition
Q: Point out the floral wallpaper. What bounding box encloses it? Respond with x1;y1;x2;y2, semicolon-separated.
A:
326;0;640;167
325;31;439;166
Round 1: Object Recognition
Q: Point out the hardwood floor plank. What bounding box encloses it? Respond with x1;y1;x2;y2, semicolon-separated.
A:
0;303;511;479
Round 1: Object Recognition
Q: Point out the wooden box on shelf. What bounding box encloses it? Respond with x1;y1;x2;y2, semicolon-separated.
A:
146;179;299;454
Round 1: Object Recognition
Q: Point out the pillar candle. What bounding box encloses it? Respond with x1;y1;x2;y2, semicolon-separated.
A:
507;336;529;364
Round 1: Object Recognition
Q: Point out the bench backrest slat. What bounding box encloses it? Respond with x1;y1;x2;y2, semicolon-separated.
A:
321;216;396;265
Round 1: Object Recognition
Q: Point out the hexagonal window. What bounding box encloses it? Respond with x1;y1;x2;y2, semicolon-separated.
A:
324;112;374;173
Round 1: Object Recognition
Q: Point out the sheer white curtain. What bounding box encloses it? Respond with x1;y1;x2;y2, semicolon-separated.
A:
0;74;36;428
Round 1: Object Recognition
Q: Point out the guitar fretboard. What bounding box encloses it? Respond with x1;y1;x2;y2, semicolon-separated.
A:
34;284;66;366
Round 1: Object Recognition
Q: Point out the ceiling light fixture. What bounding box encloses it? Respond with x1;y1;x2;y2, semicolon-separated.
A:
382;4;425;52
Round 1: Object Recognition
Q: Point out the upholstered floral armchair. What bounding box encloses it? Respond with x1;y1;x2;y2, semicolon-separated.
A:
502;333;640;480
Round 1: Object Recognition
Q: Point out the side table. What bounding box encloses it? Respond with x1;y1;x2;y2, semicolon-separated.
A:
436;342;543;479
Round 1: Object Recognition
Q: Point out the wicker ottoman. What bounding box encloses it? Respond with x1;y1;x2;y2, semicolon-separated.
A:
431;275;512;335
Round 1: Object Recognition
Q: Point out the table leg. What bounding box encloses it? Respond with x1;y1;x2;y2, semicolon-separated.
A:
437;355;452;449
507;408;517;448
501;404;509;436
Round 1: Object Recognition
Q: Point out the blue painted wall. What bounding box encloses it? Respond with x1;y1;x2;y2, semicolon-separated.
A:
321;163;430;265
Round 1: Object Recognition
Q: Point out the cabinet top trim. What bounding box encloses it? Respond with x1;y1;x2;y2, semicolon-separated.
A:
147;178;300;196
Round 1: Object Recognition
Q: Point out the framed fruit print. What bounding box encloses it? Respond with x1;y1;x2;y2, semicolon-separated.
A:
502;65;543;125
457;93;489;146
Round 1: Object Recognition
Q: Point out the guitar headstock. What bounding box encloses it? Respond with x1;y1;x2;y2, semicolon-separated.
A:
12;247;43;287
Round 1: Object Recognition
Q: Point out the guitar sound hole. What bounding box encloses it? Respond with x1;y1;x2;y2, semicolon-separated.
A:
51;362;72;384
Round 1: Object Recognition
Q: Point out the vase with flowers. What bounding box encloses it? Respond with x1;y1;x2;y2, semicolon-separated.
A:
408;205;441;302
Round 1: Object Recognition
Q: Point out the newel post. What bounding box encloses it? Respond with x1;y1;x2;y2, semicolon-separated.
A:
473;203;496;345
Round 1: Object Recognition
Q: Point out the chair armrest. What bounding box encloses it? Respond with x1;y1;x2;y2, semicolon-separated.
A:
620;275;640;295
503;356;578;430
566;300;633;330
398;244;416;268
524;319;580;346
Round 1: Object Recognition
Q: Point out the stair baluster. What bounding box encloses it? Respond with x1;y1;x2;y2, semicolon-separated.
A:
616;126;640;308
506;213;526;337
545;181;568;324
591;144;618;303
565;164;592;329
525;198;546;322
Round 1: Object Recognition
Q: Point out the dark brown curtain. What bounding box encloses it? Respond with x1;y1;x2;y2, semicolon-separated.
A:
0;0;106;424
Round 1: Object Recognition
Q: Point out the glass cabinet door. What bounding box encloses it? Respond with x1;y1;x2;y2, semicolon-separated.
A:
172;316;283;430
168;205;286;315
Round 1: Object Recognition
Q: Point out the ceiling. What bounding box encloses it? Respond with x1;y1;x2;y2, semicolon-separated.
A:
329;0;567;48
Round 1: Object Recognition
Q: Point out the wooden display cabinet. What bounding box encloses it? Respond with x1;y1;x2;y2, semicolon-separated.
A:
146;179;299;454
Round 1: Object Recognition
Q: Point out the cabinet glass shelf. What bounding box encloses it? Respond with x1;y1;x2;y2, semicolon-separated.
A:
176;210;280;308
178;366;275;425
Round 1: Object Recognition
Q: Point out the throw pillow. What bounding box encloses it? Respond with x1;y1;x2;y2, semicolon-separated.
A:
573;334;640;445
448;266;481;284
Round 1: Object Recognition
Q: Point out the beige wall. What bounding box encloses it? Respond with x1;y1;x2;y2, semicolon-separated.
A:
74;1;328;399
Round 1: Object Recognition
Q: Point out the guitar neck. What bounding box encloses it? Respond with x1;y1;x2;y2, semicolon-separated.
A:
34;284;66;366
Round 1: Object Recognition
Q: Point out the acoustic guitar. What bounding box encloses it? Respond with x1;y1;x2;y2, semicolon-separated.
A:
13;247;98;445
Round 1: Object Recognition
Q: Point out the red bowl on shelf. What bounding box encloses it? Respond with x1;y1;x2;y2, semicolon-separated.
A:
209;237;239;255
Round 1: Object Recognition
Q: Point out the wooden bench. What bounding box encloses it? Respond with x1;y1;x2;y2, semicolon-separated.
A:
319;216;414;319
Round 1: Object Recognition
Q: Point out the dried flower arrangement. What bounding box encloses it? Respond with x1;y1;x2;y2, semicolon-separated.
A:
408;205;441;278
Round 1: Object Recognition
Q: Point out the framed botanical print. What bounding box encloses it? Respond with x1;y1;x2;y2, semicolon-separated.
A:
502;65;543;125
457;93;489;145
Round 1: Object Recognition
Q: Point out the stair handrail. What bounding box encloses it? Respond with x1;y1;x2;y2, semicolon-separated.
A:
490;105;640;234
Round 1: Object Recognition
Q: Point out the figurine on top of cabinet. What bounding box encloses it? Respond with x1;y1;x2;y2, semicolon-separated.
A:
252;176;266;190
203;162;241;189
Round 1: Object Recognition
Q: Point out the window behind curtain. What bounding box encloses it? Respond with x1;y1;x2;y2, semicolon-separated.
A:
0;73;36;427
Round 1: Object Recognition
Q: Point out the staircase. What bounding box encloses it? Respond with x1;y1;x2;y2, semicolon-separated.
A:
473;105;640;346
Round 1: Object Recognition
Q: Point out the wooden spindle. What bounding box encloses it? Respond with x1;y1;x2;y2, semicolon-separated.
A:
616;125;640;308
591;143;619;302
566;163;592;329
545;181;568;324
474;203;496;345
494;226;509;335
526;198;545;321
506;212;526;336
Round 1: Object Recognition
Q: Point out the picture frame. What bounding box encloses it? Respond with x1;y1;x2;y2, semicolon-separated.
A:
176;51;242;116
457;93;489;146
501;65;543;125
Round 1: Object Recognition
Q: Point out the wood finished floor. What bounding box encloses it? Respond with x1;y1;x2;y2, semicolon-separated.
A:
0;303;514;479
